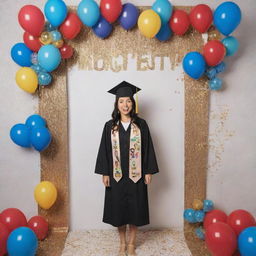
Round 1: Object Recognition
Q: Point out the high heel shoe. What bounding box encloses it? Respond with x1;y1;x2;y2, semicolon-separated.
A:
118;243;126;256
127;244;136;256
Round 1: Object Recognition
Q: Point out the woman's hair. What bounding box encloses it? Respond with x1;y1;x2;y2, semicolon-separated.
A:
111;96;140;131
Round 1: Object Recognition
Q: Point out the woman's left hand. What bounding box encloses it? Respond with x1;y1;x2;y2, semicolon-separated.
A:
144;174;152;185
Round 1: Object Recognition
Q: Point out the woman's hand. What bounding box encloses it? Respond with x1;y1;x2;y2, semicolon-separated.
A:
144;174;152;185
103;175;110;187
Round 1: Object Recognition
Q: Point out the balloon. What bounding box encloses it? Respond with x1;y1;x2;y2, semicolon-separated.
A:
169;10;190;36
38;72;52;86
193;199;203;210
215;62;226;73
183;208;196;223
11;43;33;67
38;45;61;72
156;23;172;41
30;127;52;152
209;77;223;90
28;216;48;240
189;4;213;33
30;64;46;74
92;16;113;39
39;32;53;45
59;12;82;39
152;0;173;25
0;222;10;255
195;210;205;222
206;67;217;80
138;10;161;38
18;5;45;37
34;181;57;209
7;227;38;256
203;200;214;212
10;124;31;147
44;0;68;27
60;44;74;59
228;210;256;236
15;67;38;94
52;39;64;48
238;227;256;256
31;53;38;65
100;0;122;23
203;40;226;66
204;209;227;230
195;227;205;240
23;32;42;52
119;3;139;30
0;208;27;232
50;30;62;42
25;114;46;129
214;2;242;36
182;52;206;79
206;222;237;256
77;0;100;27
222;36;239;56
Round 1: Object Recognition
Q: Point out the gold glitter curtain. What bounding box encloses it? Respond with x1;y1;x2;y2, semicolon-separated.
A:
38;6;219;255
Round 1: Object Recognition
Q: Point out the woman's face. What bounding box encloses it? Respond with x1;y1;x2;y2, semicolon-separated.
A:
118;97;133;116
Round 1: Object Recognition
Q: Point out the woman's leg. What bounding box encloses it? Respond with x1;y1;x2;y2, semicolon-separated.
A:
127;224;137;255
118;225;127;253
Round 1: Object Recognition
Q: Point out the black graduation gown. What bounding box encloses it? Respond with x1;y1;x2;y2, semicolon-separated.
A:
95;117;159;227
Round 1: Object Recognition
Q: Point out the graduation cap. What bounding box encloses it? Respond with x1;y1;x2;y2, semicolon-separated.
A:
108;81;141;113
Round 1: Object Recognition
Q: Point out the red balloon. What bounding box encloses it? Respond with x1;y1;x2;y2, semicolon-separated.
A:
0;222;10;256
59;12;82;40
203;40;226;66
206;222;237;256
100;0;122;23
18;5;45;37
227;209;256;236
189;4;213;33
204;209;228;230
23;31;42;52
0;208;27;232
60;44;74;59
169;10;190;36
28;216;48;240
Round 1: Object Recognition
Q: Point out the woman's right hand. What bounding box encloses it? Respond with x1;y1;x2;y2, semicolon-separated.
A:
103;175;110;187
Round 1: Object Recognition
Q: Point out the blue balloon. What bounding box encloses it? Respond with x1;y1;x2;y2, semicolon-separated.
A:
214;2;242;36
92;16;113;39
38;72;52;86
215;62;226;73
7;227;38;256
10;124;31;148
152;0;173;25
31;127;52;152
184;209;197;223
156;23;172;41
11;43;33;67
195;210;205;222
195;227;205;240
77;0;100;27
183;52;206;79
203;199;214;212
31;53;38;65
222;36;239;56
44;21;57;32
50;30;62;41
239;227;256;256
209;77;223;90
25;114;46;129
205;67;217;80
30;64;46;74
38;45;61;72
119;3;139;30
44;0;67;27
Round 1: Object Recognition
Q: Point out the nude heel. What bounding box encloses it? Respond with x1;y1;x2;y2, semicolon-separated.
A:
127;244;136;256
118;243;127;256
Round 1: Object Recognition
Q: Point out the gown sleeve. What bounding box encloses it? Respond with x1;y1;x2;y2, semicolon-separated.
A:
95;123;110;175
142;120;159;175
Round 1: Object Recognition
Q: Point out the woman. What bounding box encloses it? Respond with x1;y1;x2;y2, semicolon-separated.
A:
95;81;159;256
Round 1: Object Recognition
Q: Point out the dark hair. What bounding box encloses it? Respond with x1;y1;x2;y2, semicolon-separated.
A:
111;96;139;131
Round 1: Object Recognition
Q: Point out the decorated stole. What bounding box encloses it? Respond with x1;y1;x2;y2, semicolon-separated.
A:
111;122;142;183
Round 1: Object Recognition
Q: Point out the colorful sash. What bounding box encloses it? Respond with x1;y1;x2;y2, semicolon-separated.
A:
111;122;142;183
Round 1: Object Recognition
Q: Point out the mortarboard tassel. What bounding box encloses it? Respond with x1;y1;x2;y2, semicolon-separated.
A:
135;87;139;114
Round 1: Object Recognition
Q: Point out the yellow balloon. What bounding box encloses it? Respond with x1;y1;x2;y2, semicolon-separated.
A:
15;67;38;94
138;10;161;38
34;181;57;210
40;31;52;45
52;39;64;48
193;199;203;210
